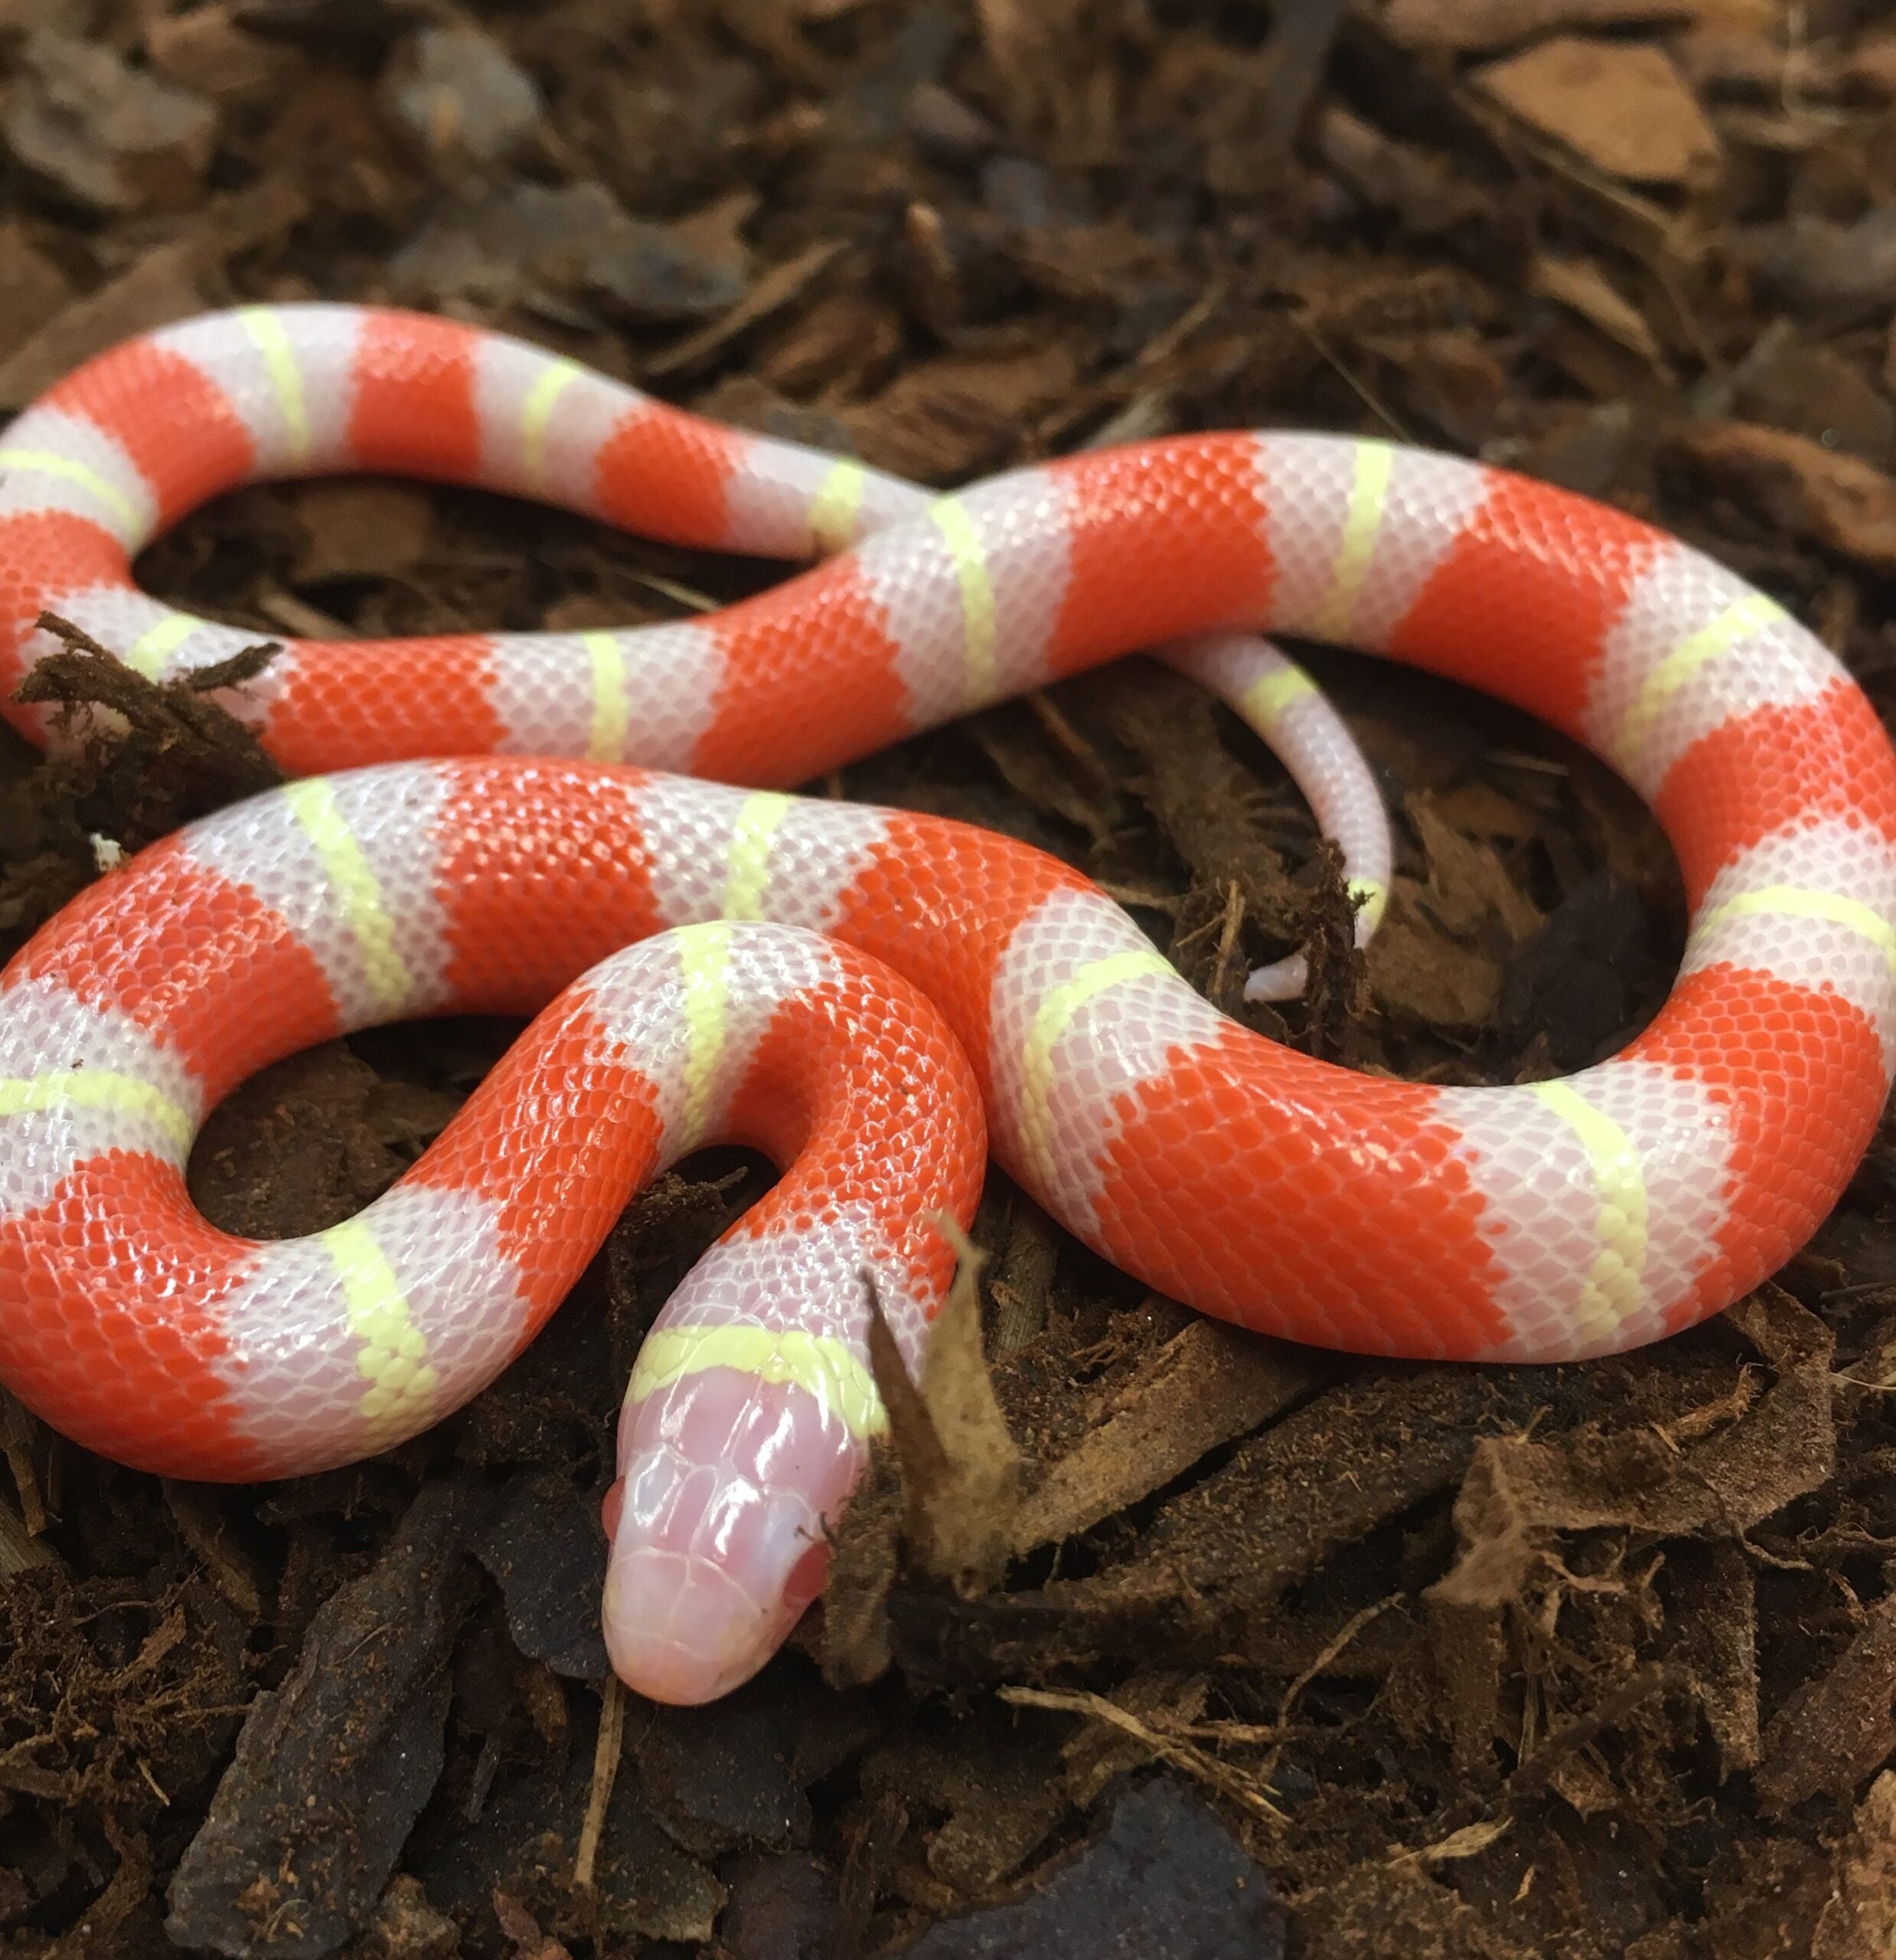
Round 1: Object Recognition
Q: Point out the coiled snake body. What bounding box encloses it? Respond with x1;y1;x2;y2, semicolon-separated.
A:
0;306;1889;1700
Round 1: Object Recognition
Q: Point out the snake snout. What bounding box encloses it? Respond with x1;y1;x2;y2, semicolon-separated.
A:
602;1362;859;1703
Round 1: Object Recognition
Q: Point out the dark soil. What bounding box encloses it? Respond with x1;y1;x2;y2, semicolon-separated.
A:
3;3;1896;1956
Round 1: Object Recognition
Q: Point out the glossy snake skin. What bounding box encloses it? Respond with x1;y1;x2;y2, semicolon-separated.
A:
0;305;1890;1702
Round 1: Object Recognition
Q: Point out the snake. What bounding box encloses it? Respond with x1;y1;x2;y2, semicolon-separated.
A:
0;305;1890;1705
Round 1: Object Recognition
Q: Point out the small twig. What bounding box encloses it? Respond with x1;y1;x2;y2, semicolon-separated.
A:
1023;688;1115;793
1507;1661;1679;1800
625;569;719;615
1261;1594;1400;1785
1401;1817;1513;1867
0;1390;47;1537
573;1675;626;1890
1207;879;1248;1008
23;612;280;717
1287;312;1413;443
1396;1661;1684;1867
0;1497;54;1579
1820;1279;1896;1303
253;585;350;642
183;642;285;694
999;1684;1289;1824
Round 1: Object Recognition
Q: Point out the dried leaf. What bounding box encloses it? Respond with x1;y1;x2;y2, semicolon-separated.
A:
1008;1318;1323;1553
1530;253;1668;368
1367;887;1502;1029
0;241;210;407
1814;1773;1896;1960
1725;330;1895;466
865;1223;1023;1597
1385;0;1744;54
1408;792;1543;942
1475;38;1720;186
1664;420;1896;573
4;29;217;211
1758;1599;1896;1818
145;4;295;100
166;1483;491;1957
1432;1286;1835;1615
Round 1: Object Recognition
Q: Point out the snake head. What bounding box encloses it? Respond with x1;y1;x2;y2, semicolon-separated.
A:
600;1360;860;1704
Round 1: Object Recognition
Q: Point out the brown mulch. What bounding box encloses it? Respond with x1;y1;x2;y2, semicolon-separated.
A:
3;2;1896;1955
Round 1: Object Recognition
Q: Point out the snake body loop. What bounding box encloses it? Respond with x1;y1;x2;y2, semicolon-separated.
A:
0;305;1890;1700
